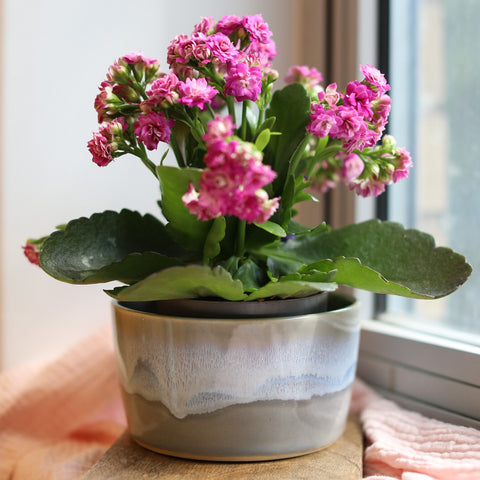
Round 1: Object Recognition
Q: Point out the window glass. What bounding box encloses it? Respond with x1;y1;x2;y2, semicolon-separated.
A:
385;0;480;343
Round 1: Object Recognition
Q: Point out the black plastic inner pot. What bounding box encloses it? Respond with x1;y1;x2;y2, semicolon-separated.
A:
117;291;355;319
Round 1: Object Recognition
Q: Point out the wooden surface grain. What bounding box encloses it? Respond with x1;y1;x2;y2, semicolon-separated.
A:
82;415;362;479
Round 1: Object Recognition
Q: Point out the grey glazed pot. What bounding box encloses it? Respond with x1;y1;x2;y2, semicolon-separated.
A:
112;292;360;461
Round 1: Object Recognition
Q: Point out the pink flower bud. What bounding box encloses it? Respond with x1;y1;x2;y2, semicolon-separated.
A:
23;242;40;266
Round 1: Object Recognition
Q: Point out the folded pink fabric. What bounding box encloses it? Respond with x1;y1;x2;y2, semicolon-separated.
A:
1;326;479;479
0;324;126;479
352;379;480;480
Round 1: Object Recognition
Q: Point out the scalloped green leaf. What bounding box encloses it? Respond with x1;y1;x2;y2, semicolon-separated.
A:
82;252;183;284
256;219;472;299
246;279;337;301
105;265;247;301
39;210;186;283
314;257;446;299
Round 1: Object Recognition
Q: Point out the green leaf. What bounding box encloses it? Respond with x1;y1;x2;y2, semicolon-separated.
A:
285;220;329;236
316;257;450;298
293;177;317;204
219;255;240;274
157;166;212;251
266;255;303;279
266;256;338;283
246;279;337;301
254;128;271;151
256;116;276;134
256;219;472;299
233;258;266;292
83;252;184;284
39;210;185;284
264;84;311;195
301;270;338;283
278;174;295;216
105;265;247;301
287;133;314;179
203;216;226;263
253;220;286;237
293;191;317;204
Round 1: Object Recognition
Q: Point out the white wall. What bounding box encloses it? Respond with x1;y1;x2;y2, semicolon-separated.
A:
1;0;297;369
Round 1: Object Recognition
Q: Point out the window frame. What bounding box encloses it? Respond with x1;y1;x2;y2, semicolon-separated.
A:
355;0;480;428
358;320;480;428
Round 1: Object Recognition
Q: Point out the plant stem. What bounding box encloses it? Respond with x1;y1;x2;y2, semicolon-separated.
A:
241;101;248;139
256;106;265;132
136;143;158;178
206;103;216;119
226;97;236;125
236;219;246;257
287;133;312;179
169;133;186;168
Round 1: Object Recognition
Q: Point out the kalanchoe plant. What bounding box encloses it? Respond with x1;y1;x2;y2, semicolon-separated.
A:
24;14;471;302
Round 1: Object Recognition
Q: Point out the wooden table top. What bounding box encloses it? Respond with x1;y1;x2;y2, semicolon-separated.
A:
82;415;362;479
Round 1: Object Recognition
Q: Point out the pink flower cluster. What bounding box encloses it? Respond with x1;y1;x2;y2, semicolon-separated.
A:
285;65;323;95
350;141;412;197
224;62;263;102
182;116;279;223
89;14;278;168
349;137;413;197
87;15;411;220
134;111;174;151
167;14;277;102
308;64;391;152
142;73;218;112
87;119;125;166
311;136;413;197
95;52;161;124
301;64;412;197
90;52;173;163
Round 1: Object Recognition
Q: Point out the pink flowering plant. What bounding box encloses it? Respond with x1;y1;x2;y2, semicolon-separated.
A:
24;14;470;302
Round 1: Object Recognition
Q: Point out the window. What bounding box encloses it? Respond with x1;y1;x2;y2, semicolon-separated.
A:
357;0;480;428
386;0;480;342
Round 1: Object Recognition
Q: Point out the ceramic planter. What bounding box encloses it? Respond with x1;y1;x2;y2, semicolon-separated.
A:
112;292;360;461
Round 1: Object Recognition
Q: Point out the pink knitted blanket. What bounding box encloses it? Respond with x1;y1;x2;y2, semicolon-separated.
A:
1;325;479;479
